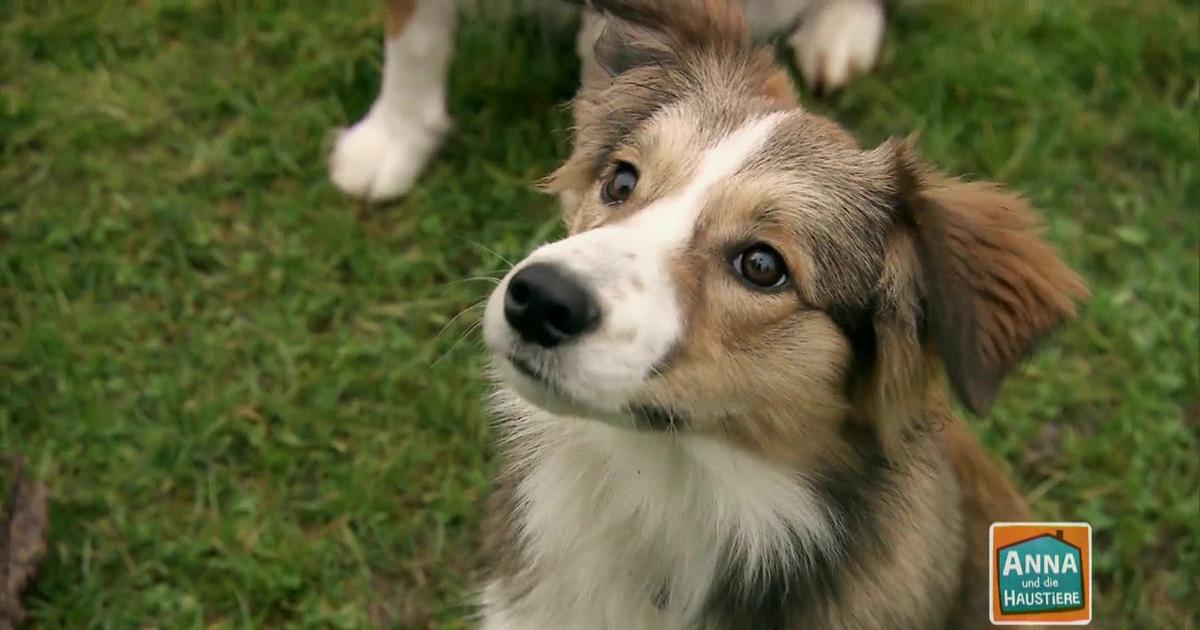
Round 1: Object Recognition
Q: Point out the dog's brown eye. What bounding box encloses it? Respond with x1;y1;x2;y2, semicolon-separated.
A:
734;244;788;289
600;162;638;205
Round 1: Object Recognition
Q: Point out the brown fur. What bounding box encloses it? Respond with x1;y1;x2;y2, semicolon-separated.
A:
896;151;1090;413
940;413;1037;628
383;0;415;38
489;1;1085;627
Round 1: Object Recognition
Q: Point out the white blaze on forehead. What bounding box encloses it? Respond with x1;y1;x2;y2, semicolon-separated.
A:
627;111;788;248
485;112;788;415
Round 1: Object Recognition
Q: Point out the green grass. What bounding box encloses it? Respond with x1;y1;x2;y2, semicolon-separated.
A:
1;0;1196;627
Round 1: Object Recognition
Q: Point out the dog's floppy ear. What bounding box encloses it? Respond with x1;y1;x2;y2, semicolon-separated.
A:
587;0;748;77
889;141;1089;415
591;14;675;76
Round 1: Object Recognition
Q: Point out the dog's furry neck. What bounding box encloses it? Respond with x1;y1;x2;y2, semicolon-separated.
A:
481;391;963;629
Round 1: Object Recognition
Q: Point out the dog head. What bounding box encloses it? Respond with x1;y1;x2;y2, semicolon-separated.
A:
483;0;1087;461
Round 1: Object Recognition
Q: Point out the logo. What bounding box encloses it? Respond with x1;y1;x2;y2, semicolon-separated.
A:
990;522;1092;625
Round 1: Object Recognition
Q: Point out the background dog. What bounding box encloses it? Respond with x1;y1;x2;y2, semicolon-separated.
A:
329;0;887;202
476;0;1087;627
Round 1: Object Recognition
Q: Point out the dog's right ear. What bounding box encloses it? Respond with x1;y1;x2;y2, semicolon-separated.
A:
587;0;748;77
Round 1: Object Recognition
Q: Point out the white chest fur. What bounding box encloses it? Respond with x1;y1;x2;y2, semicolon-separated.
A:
481;397;837;630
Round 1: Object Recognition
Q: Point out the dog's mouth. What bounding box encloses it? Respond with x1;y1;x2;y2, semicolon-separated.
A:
507;354;553;388
504;352;578;404
504;353;688;431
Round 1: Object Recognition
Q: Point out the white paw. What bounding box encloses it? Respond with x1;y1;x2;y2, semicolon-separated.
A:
790;0;885;91
328;107;450;203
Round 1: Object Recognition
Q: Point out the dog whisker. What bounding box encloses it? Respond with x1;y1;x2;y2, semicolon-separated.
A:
429;319;485;371
460;237;516;269
433;300;487;344
441;275;503;288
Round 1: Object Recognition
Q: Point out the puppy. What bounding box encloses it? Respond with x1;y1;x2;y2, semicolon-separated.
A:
476;1;1088;628
329;0;887;202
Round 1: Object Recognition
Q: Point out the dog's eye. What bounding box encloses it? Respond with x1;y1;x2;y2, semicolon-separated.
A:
600;162;639;205
733;244;788;289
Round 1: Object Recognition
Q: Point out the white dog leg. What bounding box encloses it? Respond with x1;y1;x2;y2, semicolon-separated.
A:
330;0;457;202
789;0;885;91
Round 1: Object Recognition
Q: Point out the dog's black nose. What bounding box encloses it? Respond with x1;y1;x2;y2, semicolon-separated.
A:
504;263;599;348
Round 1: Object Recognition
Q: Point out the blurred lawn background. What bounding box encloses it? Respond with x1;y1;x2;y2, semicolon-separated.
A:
1;0;1197;627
